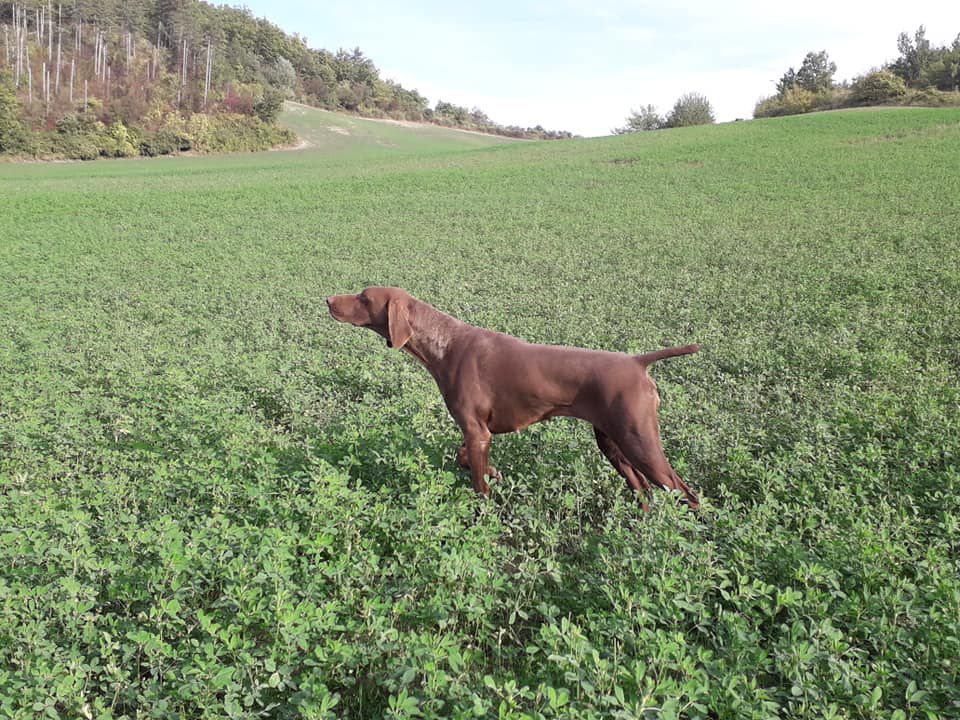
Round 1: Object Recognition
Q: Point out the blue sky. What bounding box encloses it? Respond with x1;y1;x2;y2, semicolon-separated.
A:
239;1;960;136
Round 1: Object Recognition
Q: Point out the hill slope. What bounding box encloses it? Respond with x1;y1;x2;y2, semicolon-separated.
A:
1;108;959;718
277;101;519;156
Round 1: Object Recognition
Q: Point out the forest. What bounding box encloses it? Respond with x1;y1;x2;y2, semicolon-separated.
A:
0;0;571;159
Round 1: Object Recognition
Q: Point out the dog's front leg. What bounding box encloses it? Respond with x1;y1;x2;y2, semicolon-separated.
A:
456;443;501;483
461;426;494;497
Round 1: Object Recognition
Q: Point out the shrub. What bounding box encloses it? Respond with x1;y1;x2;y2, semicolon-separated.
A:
614;104;664;134
779;85;818;115
186;113;214;150
0;76;30;154
50;112;110;159
754;86;847;118
158;114;193;152
55;111;103;136
139;131;180;157
253;87;286;123
902;87;960;106
54;133;101;160
664;92;715;128
107;93;150;127
181;112;295;153
851;70;908;104
753;95;784;118
102;121;139;158
223;89;255;116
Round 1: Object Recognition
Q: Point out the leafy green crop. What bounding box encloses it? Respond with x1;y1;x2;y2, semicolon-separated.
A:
1;106;958;718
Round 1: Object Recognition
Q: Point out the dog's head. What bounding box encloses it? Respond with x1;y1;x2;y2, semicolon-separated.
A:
326;286;413;349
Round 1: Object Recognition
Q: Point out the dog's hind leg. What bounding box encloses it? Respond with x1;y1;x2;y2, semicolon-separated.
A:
593;427;652;512
609;420;699;509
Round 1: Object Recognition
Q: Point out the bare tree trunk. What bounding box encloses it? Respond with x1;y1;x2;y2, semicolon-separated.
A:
9;5;14;79
178;37;188;106
43;62;50;116
47;1;52;62
14;4;19;87
21;5;28;89
69;57;74;103
96;30;106;84
55;27;61;93
203;41;212;108
10;5;16;84
14;3;20;86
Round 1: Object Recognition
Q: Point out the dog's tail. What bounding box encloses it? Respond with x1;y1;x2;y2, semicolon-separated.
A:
635;344;700;366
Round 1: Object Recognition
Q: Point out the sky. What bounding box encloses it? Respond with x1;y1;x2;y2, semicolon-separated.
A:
238;0;960;137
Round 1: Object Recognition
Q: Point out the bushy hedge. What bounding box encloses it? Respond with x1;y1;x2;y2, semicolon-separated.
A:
183;112;296;153
756;72;958;119
755;87;817;118
10;111;295;161
29;113;141;159
850;70;908;104
754;87;847;118
0;78;31;155
901;87;960;107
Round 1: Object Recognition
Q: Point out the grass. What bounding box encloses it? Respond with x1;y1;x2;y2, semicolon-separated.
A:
1;105;959;719
277;101;518;156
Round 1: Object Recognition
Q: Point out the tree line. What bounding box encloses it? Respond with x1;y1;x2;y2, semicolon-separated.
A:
0;0;572;158
755;26;960;118
615;25;959;134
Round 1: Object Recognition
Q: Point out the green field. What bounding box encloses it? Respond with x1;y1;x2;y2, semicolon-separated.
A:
1;105;959;719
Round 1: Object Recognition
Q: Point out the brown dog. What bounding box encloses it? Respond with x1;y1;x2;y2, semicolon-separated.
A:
327;287;700;509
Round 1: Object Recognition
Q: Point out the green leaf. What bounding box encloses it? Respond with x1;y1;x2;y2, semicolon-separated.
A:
213;667;234;689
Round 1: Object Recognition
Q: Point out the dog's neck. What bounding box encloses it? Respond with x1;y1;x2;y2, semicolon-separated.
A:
402;300;466;373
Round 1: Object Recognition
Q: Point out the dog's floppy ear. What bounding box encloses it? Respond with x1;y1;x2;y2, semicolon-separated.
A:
387;297;413;349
